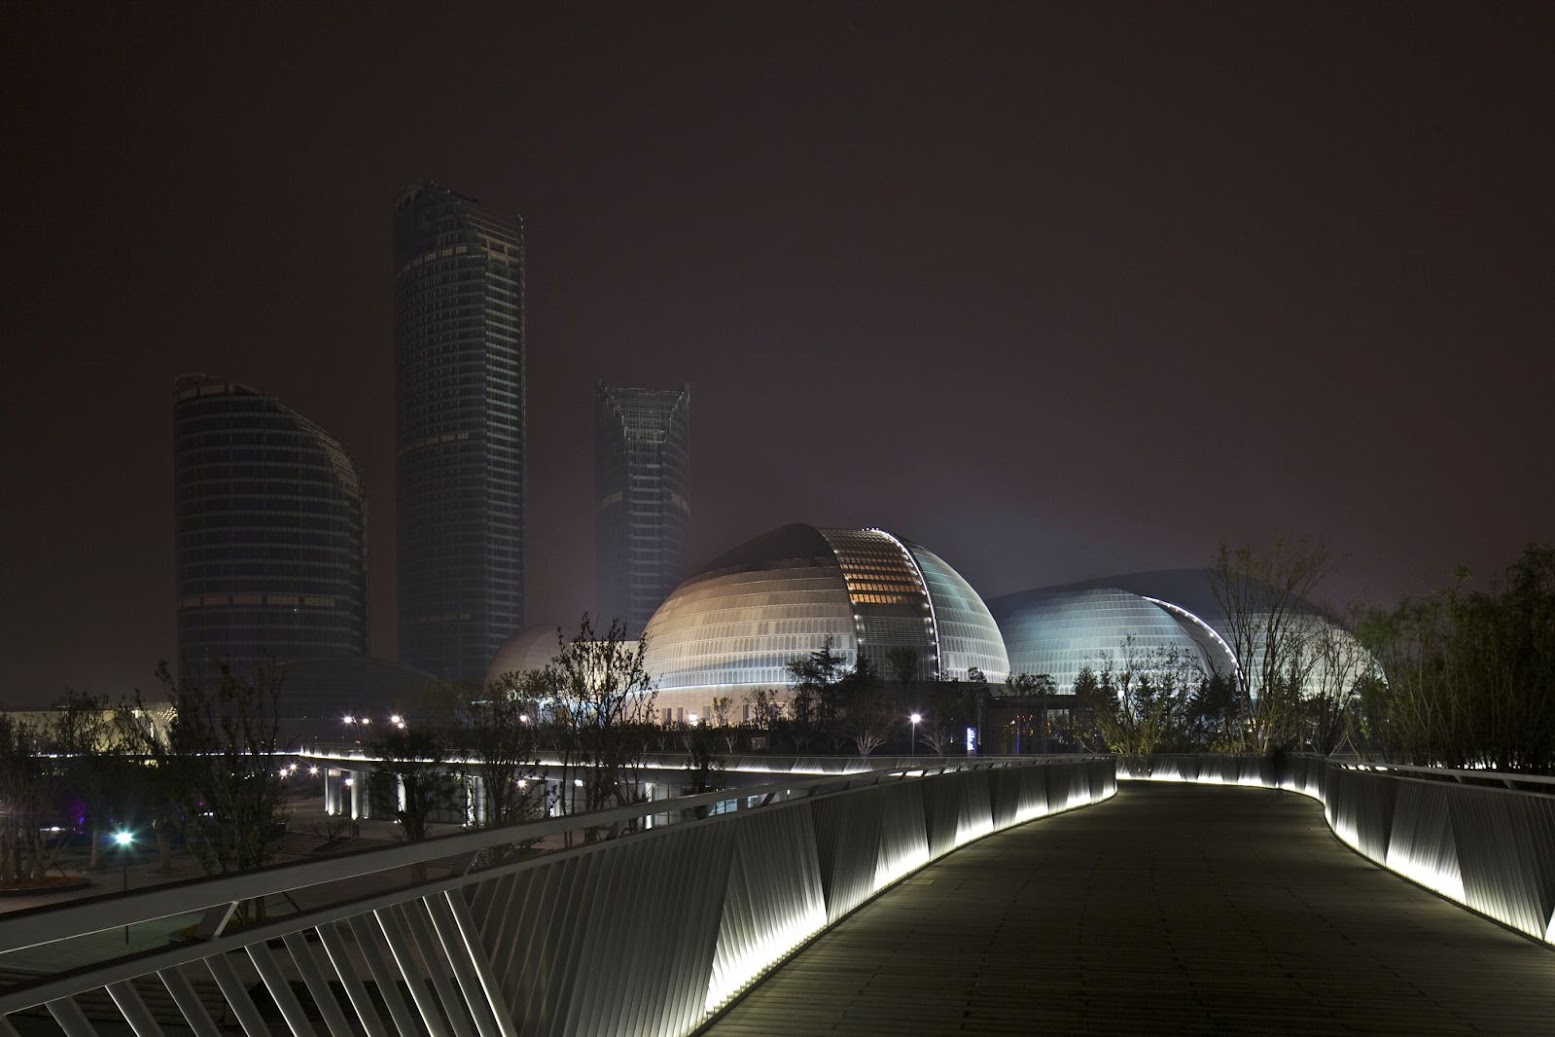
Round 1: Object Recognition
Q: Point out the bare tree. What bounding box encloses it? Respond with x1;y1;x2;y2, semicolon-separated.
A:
455;671;545;830
367;727;463;882
743;684;789;743
548;615;659;835
0;715;64;886
52;692;139;870
1210;538;1331;752
1301;607;1373;754
843;689;895;757
153;661;290;883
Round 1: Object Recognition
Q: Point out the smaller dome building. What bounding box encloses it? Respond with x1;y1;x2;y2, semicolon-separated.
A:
989;570;1371;700
485;626;569;686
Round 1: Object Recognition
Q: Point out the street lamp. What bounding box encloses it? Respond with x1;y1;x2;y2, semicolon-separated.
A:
909;713;922;757
113;830;134;943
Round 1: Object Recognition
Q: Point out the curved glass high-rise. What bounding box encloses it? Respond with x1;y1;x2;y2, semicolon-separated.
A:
174;375;367;686
595;383;691;636
394;182;525;680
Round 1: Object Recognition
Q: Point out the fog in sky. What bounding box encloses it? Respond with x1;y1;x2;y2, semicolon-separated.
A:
2;3;1551;702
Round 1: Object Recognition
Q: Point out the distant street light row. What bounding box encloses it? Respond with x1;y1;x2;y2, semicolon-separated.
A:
342;714;408;729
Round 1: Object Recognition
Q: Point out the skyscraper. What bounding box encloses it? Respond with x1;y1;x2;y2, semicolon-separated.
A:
174;375;367;686
595;383;691;635
394;182;525;679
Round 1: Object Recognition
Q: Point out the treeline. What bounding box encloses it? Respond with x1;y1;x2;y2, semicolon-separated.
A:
1066;542;1554;775
369;615;660;857
0;616;662;892
1353;544;1554;773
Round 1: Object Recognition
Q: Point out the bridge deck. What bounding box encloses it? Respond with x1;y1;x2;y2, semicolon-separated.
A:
704;783;1555;1035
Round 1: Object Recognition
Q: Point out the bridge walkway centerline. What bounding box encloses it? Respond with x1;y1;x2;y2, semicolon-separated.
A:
702;783;1555;1036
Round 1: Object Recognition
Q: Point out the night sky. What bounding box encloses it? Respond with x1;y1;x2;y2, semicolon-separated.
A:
3;3;1552;703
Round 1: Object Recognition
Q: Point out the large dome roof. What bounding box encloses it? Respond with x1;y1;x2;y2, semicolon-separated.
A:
643;524;1008;695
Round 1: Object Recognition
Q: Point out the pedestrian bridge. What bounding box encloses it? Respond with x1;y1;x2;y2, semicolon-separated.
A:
0;756;1550;1035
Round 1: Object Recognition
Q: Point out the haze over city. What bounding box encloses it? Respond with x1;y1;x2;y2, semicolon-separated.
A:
3;2;1552;702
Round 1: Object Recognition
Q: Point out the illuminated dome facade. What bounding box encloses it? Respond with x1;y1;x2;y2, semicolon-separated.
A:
486;625;567;685
990;585;1232;694
642;524;1009;718
990;570;1371;698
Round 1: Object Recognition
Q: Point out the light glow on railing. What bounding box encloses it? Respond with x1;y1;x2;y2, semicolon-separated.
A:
1385;842;1465;904
0;757;1119;1036
704;901;828;1013
873;844;932;892
1120;755;1555;948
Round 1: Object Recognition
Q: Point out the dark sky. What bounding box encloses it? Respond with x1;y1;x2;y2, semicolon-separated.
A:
3;3;1552;704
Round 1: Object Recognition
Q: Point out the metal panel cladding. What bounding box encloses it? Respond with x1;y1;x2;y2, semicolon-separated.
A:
173;375;367;686
991;586;1214;693
643;566;858;692
595;383;692;637
643;524;1010;696
817;527;938;679
902;539;1011;683
394;182;525;680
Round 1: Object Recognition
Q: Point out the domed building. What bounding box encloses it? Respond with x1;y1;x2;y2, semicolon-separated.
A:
642;524;1009;720
989;570;1370;699
485;625;570;685
989;584;1232;694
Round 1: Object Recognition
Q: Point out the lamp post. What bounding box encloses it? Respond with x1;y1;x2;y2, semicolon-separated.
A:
113;830;134;943
909;713;922;757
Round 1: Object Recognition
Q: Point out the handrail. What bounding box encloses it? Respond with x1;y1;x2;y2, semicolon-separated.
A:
294;746;1035;775
0;755;1093;956
0;755;1118;1034
1119;752;1555;793
1118;753;1555;947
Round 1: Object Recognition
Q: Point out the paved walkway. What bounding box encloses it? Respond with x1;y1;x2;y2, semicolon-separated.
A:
705;783;1555;1036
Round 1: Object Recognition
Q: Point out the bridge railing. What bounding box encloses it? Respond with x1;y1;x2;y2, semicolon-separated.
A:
0;755;1114;1037
1118;754;1555;947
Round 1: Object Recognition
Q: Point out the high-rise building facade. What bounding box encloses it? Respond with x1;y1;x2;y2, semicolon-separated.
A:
595;383;691;635
174;375;368;686
394;182;525;679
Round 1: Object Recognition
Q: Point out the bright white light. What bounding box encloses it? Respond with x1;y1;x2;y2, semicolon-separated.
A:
909;713;922;724
704;900;827;1013
113;831;133;847
342;715;355;724
389;714;403;724
309;766;319;775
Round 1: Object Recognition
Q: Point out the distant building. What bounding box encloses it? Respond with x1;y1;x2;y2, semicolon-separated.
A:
394;182;526;680
595;383;691;636
988;570;1373;698
485;625;568;685
642;523;1009;719
173;375;367;686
